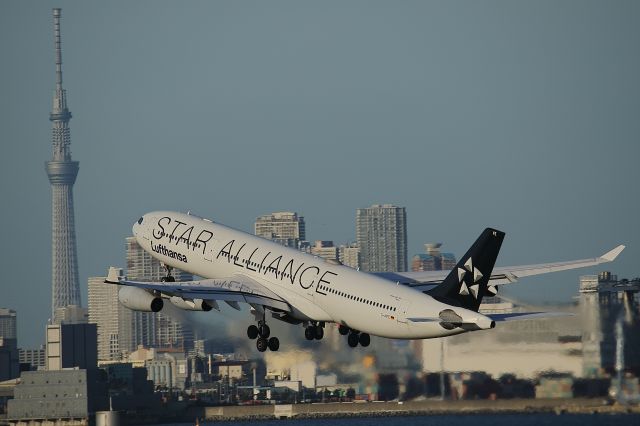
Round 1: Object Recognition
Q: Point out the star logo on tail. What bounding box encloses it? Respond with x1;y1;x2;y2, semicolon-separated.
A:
457;257;495;299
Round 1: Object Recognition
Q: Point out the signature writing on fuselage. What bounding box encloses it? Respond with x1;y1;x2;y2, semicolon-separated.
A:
216;239;337;295
152;216;214;254
151;216;337;294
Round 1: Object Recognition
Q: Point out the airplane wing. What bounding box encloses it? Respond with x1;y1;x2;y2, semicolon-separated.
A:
105;267;291;312
374;245;625;292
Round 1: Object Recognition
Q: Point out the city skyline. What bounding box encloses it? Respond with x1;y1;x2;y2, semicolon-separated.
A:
1;1;638;348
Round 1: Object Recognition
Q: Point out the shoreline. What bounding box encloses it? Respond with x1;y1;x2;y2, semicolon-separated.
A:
3;399;639;426
183;399;640;423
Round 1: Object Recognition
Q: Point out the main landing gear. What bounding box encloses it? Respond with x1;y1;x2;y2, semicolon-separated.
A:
161;264;175;282
304;322;324;341
247;316;279;352
339;325;370;348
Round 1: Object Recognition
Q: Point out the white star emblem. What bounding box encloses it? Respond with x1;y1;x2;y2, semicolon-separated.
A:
458;257;484;299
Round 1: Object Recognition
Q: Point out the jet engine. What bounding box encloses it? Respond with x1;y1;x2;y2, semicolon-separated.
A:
169;296;216;311
118;286;163;312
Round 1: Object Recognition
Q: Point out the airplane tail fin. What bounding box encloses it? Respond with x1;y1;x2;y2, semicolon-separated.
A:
427;228;505;312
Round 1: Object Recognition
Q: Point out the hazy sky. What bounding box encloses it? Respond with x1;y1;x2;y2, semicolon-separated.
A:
1;1;638;347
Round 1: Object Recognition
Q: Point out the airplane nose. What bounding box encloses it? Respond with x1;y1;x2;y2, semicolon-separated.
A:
133;216;144;236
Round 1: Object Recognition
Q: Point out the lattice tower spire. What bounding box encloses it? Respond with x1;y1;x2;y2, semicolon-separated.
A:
45;8;81;319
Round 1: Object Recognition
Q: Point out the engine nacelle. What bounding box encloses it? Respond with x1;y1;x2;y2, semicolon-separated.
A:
169;296;215;311
460;314;496;331
118;286;163;312
439;309;495;331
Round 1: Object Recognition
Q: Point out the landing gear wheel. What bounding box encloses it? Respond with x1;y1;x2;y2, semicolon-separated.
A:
347;333;359;348
268;337;280;351
339;325;350;335
247;325;259;340
359;333;370;347
258;324;270;339
256;337;268;352
314;326;324;340
305;327;315;340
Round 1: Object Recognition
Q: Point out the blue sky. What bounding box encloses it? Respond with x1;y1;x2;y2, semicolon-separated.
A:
1;1;638;347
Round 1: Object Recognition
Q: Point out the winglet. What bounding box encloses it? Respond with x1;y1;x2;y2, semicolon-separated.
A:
601;245;625;262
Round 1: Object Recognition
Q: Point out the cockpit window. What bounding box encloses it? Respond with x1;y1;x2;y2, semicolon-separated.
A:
137;217;144;225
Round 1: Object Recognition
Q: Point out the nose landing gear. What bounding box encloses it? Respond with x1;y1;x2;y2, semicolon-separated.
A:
161;264;175;282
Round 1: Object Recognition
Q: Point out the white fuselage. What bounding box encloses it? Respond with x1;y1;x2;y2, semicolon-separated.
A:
133;211;486;339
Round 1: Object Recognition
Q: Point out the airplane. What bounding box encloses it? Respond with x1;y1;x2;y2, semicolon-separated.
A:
105;211;625;352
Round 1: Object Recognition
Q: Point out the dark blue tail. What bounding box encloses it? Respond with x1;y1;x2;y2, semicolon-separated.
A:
427;228;504;312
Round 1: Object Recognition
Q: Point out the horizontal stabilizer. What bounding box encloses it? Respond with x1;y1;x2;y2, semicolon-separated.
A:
488;312;573;322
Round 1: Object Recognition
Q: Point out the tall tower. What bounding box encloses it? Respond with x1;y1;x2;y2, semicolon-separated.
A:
46;9;81;320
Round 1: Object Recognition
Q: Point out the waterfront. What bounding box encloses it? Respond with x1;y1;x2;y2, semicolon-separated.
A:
167;413;640;426
140;398;637;425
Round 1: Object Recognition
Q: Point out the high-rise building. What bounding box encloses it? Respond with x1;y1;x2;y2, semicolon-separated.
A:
0;309;17;340
338;243;360;270
0;309;19;380
18;347;46;370
255;212;306;249
7;369;108;421
45;9;81;323
53;305;88;325
411;243;457;272
125;237;194;351
580;272;640;377
45;323;97;371
311;241;338;261
0;338;19;381
88;274;132;360
356;204;407;272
